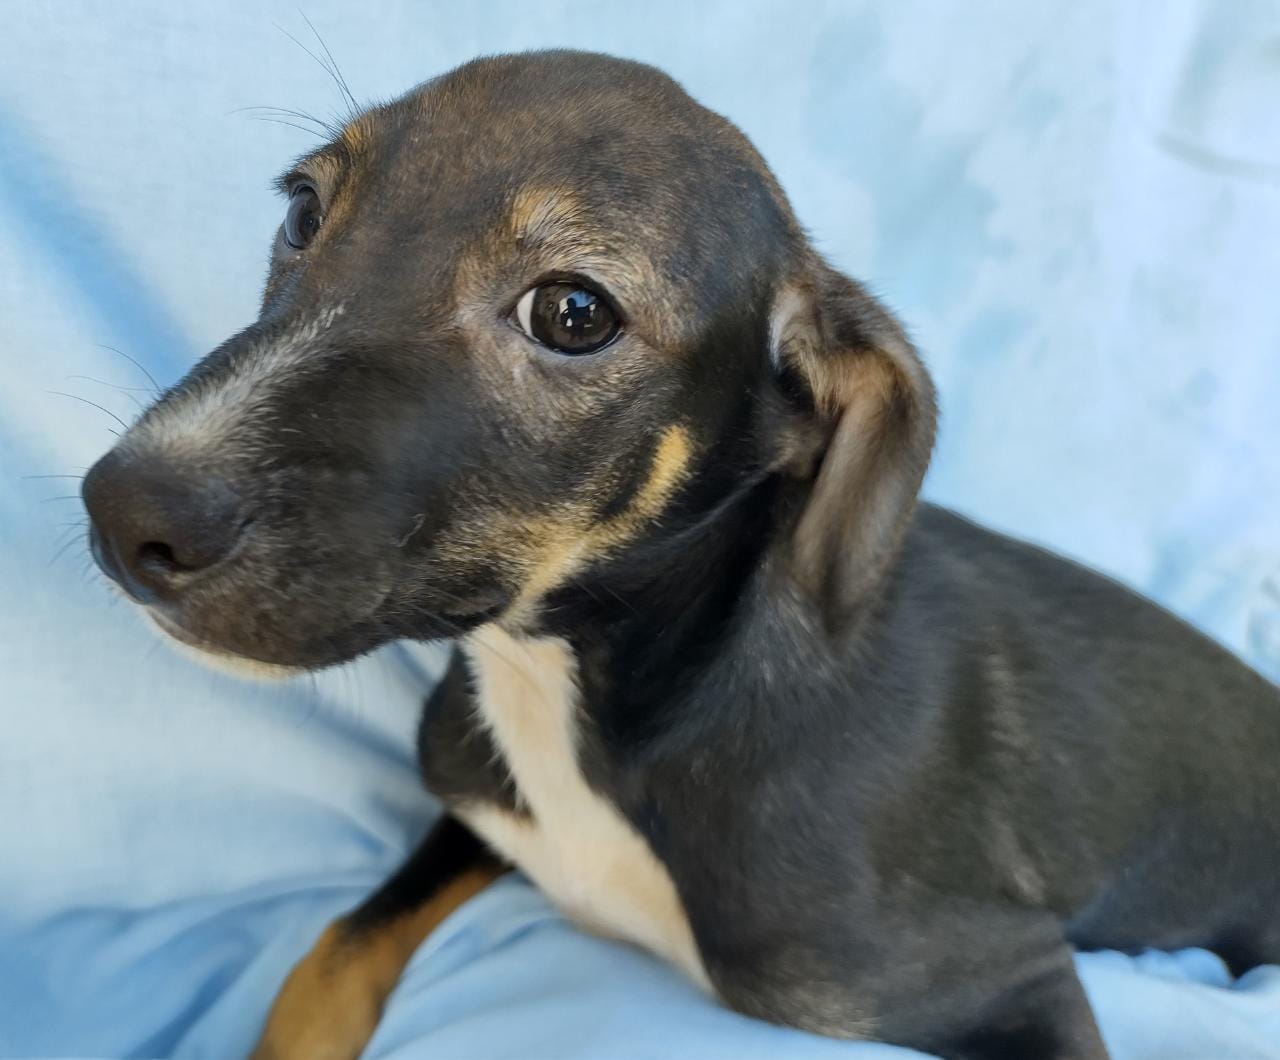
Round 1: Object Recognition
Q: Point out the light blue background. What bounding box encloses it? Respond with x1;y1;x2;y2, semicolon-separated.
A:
1;2;1279;1057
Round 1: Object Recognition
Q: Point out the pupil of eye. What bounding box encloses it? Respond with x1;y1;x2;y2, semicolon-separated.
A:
558;290;598;335
528;282;618;354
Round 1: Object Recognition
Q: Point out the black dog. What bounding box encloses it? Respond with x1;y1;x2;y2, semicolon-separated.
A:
81;51;1280;1060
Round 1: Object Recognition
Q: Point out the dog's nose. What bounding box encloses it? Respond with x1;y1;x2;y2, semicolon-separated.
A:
81;450;245;603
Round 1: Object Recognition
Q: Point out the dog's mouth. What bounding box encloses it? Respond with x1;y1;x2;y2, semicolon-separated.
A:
147;604;240;655
121;538;501;675
144;607;304;681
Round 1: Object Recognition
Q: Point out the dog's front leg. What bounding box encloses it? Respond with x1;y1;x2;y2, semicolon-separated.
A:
250;815;504;1060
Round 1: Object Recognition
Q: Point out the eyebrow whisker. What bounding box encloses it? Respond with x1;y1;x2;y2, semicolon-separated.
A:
274;16;359;121
251;114;329;140
237;106;342;139
299;10;360;119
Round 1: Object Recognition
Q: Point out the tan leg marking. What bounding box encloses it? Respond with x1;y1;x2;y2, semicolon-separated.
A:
250;864;502;1060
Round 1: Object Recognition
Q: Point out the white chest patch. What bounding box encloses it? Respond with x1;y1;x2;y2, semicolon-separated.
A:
457;624;710;991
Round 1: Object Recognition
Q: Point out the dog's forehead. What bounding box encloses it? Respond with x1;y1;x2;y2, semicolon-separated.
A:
308;53;795;276
398;50;751;188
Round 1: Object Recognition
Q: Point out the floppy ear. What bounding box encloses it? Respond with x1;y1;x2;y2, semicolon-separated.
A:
769;263;937;627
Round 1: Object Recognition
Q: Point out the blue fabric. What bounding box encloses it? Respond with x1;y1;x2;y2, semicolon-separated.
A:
3;2;1279;1057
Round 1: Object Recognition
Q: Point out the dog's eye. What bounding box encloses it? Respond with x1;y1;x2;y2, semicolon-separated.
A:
514;282;621;355
283;184;323;250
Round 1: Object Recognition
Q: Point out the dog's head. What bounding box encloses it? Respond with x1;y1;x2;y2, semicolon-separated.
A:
82;50;935;674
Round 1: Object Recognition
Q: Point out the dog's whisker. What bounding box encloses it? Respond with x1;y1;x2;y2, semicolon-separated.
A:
52;525;85;550
78;560;100;589
562;575;609;611
274;18;358;120
236;106;338;136
577;577;640;618
298;11;359;118
66;375;150;410
49;532;88;567
46;390;131;431
250;115;327;140
98;345;162;395
53;528;90;551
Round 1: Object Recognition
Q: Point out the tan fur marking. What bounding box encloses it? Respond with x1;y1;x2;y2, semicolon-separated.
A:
769;279;933;618
340;115;372;154
250;864;501;1060
504;424;692;624
508;186;588;246
632;423;694;517
790;353;907;598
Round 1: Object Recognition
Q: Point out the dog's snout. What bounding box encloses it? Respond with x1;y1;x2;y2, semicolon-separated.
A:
82;450;245;603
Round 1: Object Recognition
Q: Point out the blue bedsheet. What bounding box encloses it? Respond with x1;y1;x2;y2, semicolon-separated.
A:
2;2;1279;1057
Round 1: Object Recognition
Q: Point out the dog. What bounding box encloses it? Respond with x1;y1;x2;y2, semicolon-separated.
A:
80;50;1280;1060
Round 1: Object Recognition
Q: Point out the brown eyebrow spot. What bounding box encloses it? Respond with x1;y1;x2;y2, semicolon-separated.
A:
340;113;374;155
508;186;591;249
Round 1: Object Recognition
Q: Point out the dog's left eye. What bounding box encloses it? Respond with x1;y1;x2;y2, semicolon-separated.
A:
283;184;323;250
514;282;621;355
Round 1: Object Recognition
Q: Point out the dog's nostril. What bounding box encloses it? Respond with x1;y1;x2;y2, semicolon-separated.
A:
136;541;183;575
82;449;246;602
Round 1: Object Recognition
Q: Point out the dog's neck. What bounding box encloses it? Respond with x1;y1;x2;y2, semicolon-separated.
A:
520;472;832;758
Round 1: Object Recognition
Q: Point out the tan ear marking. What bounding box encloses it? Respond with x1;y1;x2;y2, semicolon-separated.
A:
771;270;937;628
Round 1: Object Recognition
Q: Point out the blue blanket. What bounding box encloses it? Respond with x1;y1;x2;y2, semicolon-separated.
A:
3;2;1279;1057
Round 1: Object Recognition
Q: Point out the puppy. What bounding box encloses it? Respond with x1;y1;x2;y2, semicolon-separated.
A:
81;50;1280;1060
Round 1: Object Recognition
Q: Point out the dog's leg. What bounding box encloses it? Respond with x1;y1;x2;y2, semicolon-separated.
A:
942;948;1108;1060
250;815;504;1060
887;923;1108;1060
715;907;1107;1060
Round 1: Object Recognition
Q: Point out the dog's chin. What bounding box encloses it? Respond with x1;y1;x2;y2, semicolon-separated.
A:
144;609;308;682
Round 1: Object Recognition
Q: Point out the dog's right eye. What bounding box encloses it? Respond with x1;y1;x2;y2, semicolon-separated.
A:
283;185;323;250
513;282;621;355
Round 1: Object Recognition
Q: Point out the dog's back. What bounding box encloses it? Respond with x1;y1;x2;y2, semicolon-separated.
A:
888;504;1280;969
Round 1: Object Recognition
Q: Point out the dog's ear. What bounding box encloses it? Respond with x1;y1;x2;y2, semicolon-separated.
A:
768;263;937;626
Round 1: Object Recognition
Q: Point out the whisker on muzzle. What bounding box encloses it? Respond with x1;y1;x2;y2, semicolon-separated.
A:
46;390;132;431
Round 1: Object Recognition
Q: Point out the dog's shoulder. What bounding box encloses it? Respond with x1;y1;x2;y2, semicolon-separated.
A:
898;501;1279;715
